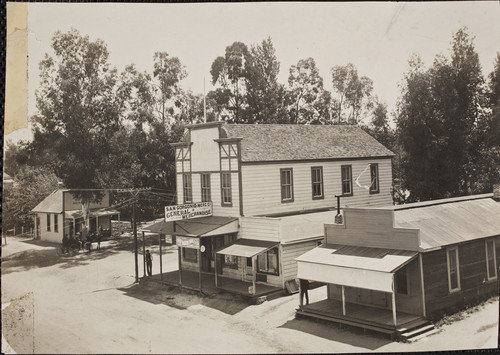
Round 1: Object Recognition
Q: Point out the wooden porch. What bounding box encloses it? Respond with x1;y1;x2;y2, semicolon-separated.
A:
297;299;428;337
145;270;283;300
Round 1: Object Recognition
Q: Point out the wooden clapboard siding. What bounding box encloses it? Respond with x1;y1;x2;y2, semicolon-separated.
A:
241;158;392;217
38;212;64;243
325;209;420;251
422;240;500;316
239;217;280;242
282;241;320;282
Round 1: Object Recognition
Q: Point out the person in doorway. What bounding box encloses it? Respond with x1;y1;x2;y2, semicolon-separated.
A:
145;250;153;276
300;279;310;306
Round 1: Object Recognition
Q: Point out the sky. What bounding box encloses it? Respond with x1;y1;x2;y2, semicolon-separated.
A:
9;1;500;142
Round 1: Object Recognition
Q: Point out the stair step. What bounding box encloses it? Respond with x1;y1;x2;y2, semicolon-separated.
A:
400;324;435;339
405;328;441;342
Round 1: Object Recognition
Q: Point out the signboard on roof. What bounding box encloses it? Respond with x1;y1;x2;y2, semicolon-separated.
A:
164;202;213;222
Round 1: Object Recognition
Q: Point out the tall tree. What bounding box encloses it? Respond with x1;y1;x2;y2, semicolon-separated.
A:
288;58;331;124
33;29;123;229
210;42;250;122
331;63;374;124
152;52;187;126
245;37;289;123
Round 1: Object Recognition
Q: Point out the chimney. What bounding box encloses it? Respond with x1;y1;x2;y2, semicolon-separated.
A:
494;184;500;202
58;181;64;189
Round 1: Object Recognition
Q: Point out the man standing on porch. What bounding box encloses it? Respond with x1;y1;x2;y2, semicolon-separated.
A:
300;279;310;305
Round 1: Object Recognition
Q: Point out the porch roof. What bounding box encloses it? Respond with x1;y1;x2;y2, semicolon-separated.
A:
64;208;120;219
296;244;417;293
216;239;278;258
143;216;239;237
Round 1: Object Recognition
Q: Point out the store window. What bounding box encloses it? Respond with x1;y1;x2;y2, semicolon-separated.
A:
486;240;497;281
257;247;279;275
447;246;461;292
183;248;198;263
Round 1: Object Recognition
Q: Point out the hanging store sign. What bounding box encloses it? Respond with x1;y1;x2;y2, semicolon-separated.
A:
164;202;213;222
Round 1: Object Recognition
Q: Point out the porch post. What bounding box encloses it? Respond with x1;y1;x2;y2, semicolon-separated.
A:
392;274;397;326
159;234;163;281
198;247;202;291
178;247;183;286
252;255;256;295
142;231;146;277
215;253;218;288
96;215;99;230
341;285;346;316
419;253;427;317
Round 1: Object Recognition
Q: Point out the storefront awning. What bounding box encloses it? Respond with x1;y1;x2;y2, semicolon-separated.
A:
216;239;278;258
143;216;239;237
296;244;418;293
64;208;120;219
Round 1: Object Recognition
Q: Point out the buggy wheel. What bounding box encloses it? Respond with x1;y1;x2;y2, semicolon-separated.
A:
69;244;79;255
56;246;65;256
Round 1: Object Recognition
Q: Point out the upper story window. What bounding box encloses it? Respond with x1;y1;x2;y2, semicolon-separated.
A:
183;174;192;203
486;239;497;281
341;165;353;196
201;173;211;203
447;246;461;292
280;168;294;203
46;214;51;232
311;167;324;200
370;163;380;194
221;172;232;206
54;214;58;233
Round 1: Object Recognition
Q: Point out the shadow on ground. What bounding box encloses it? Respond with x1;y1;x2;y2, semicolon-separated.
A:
118;281;252;315
1;235;176;275
278;317;393;350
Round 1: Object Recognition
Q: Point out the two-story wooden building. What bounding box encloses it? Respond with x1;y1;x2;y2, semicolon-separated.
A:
152;122;394;295
296;194;500;337
32;189;120;243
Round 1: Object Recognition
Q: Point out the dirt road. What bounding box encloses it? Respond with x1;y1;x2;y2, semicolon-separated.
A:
2;236;498;353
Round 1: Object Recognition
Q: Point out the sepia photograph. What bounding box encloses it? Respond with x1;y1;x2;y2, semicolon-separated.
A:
2;1;500;353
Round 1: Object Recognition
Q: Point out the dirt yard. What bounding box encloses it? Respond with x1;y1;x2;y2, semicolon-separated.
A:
2;235;498;354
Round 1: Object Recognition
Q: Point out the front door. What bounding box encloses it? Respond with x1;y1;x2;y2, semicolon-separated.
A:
201;238;212;272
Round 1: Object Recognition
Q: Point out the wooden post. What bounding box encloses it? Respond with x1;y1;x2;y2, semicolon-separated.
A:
215;252;218;288
392;275;397;326
159;234;163;281
96;215;99;231
419;253;426;317
342;285;346;316
142;231;146;277
299;280;303;307
252;256;256;295
133;201;139;283
178;247;183;286
198;248;202;291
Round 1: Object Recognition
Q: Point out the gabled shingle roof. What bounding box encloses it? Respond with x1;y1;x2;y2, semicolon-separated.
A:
32;190;64;213
221;124;394;162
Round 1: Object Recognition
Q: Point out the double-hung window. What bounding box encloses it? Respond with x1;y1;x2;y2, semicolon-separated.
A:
46;214;51;232
221;172;232;205
370;163;379;194
201;173;211;203
280;168;294;203
54;214;58;233
183;174;192;203
311;167;324;199
486;240;497;281
447;246;461;292
341;165;353;196
182;248;198;263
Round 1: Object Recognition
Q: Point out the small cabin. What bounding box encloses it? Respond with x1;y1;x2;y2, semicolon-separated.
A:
31;189;120;243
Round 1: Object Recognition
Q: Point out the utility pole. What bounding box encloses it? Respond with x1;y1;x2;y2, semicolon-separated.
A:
116;187;151;283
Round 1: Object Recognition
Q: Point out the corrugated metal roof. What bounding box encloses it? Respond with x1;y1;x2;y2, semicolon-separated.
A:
216;239;278;258
394;198;500;250
296;244;417;273
143;216;238;237
32;190;63;213
221;124;394;162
